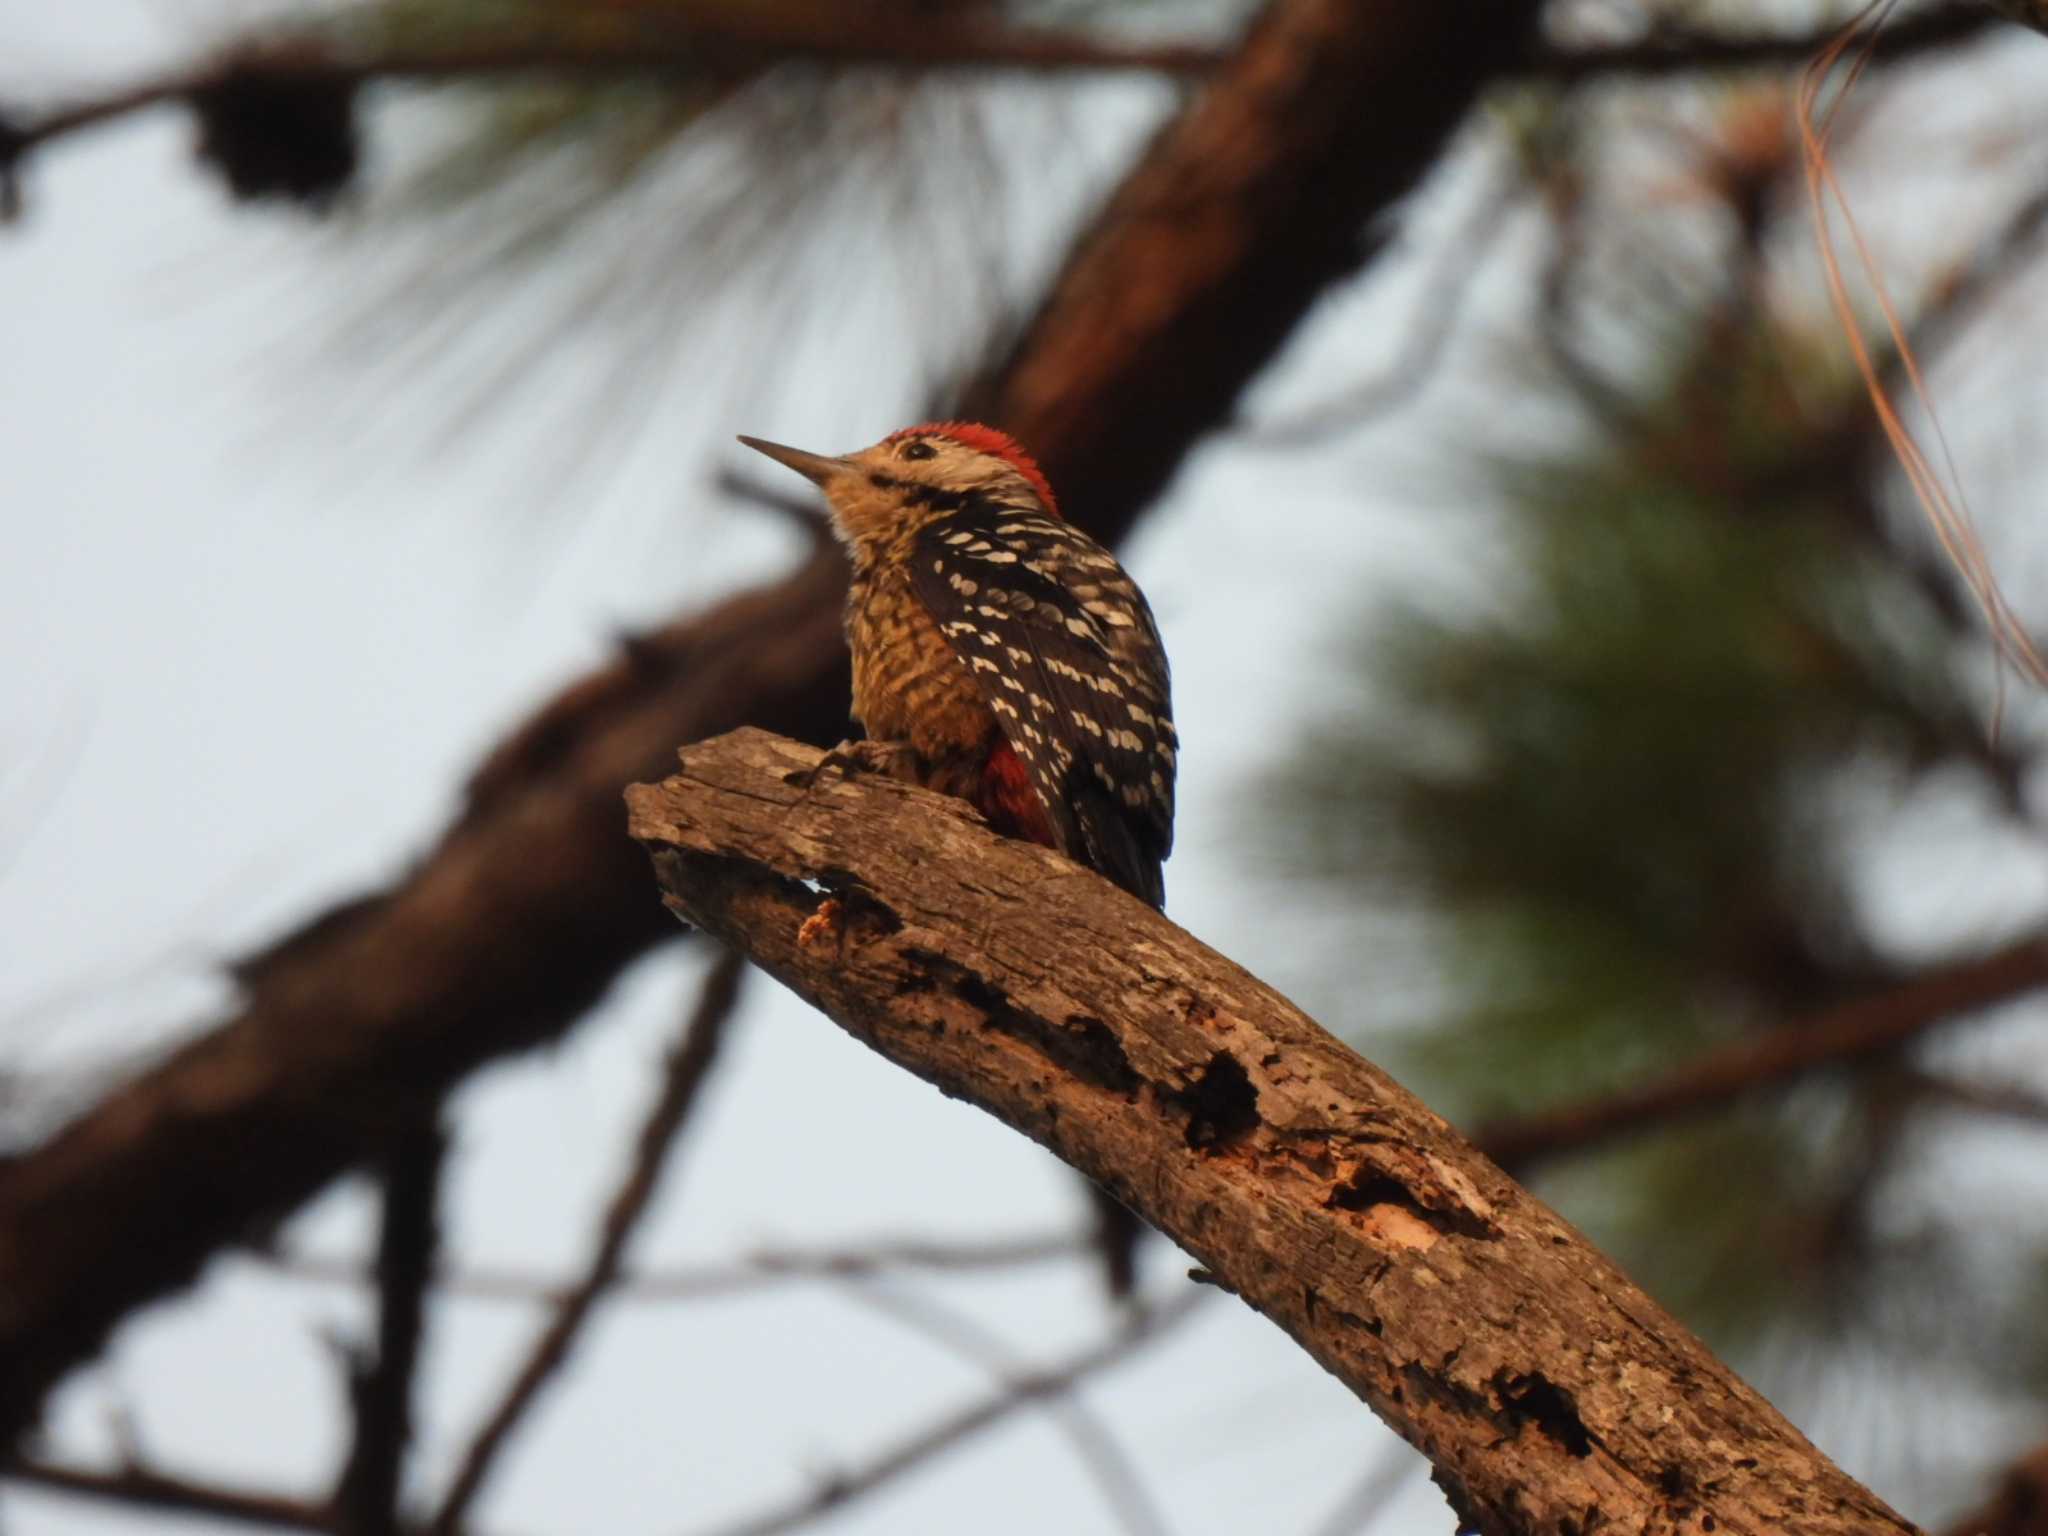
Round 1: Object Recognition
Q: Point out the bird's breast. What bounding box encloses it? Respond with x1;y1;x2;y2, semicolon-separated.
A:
846;569;996;760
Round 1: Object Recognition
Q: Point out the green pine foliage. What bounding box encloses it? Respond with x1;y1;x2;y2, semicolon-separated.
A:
1274;295;2044;1384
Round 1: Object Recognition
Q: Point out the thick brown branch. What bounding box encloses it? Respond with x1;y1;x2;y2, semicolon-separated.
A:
627;728;1923;1536
0;0;1533;1439
1476;935;2048;1171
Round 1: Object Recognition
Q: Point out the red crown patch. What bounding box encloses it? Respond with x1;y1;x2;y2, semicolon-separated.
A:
887;421;1059;517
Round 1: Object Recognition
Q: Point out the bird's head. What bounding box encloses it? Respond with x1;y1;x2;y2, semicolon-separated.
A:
739;421;1057;556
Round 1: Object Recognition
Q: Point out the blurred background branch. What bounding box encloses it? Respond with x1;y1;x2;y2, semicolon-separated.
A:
334;1119;448;1536
431;950;742;1533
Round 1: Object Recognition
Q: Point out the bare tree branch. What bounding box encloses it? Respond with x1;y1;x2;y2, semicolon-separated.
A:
1240;145;1529;446
1475;934;2048;1171
1942;1441;2048;1536
4;0;2014;220
431;950;744;1535
0;13;1222;163
1525;3;1999;85
275;1229;1093;1305
1;0;2007;187
2;1455;422;1535
1899;1068;2048;1129
1301;1439;1422;1536
335;1120;448;1536
693;1289;1204;1536
831;1279;1175;1536
627;727;1924;1536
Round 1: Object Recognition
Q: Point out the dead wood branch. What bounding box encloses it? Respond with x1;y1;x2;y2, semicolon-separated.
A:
627;728;1923;1536
0;0;1534;1440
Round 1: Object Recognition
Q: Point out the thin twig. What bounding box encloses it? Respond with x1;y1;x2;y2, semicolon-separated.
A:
833;1280;1175;1536
1901;1068;2048;1128
1301;1438;1423;1536
4;1456;378;1534
1797;4;2048;698
1532;148;1637;425
716;469;832;543
1477;933;2048;1169
1525;3;1996;84
1;18;1222;163
334;1119;448;1536
2;2;2002;218
272;1229;1091;1305
430;950;745;1534
688;1289;1205;1536
1241;147;1528;447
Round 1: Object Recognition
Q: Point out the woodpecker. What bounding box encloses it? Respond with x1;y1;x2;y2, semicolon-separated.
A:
738;422;1177;909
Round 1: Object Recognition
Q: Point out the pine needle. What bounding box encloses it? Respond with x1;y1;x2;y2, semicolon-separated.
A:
1797;0;2048;720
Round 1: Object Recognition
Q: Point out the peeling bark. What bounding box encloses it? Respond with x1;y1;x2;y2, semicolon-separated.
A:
629;729;1923;1536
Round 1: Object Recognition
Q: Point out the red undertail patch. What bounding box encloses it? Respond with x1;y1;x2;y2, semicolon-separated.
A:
978;737;1058;849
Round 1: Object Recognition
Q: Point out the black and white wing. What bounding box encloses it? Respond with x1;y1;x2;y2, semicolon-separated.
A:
912;504;1177;907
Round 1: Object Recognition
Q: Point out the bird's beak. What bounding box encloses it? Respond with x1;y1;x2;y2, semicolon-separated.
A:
736;435;852;487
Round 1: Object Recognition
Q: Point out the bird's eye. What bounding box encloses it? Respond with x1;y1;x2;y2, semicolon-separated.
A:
899;440;937;461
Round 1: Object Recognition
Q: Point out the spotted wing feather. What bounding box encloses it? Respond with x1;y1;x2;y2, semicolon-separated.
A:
912;504;1176;907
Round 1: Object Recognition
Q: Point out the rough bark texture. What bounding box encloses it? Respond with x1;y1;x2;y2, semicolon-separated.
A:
0;0;1534;1439
628;729;1923;1536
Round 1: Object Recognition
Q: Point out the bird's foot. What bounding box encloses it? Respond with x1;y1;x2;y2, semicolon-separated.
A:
786;738;918;792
